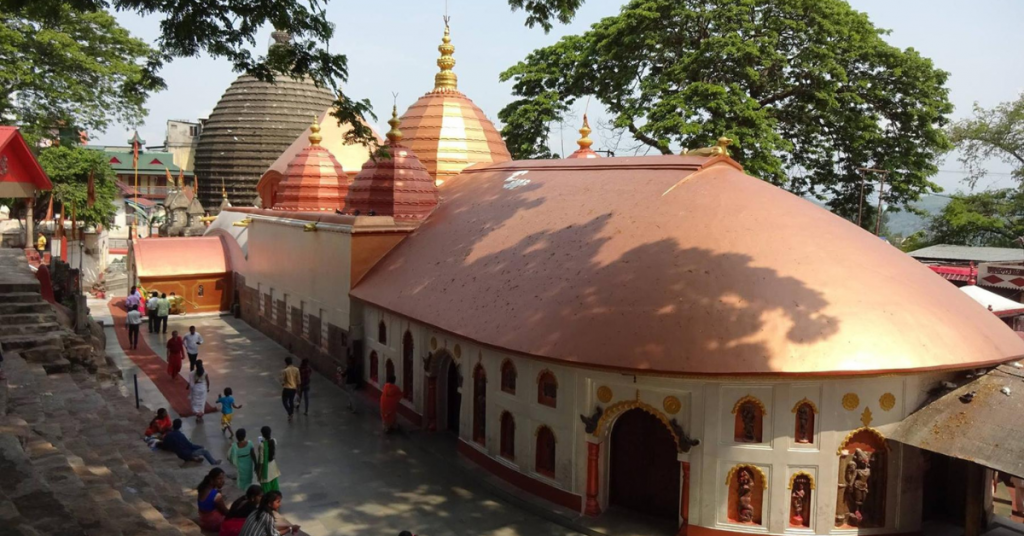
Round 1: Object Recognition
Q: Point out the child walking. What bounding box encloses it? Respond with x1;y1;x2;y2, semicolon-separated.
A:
216;388;243;439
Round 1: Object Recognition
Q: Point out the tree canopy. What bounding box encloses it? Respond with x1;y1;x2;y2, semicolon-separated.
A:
926;190;1024;248
0;4;163;143
947;93;1024;188
1;0;583;149
499;0;954;220
37;146;118;227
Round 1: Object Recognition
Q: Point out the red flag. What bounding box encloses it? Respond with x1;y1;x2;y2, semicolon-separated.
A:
165;167;173;188
70;203;77;241
87;170;96;208
56;209;64;239
45;195;53;222
132;139;139;169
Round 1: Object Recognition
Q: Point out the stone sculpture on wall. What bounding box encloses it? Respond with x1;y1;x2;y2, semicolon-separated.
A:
790;475;811;527
733;397;764;443
795;403;814;443
737;468;755;523
842;449;872;526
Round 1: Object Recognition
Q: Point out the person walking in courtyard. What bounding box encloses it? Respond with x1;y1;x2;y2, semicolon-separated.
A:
256;426;280;493
159;418;221;465
183;325;204;371
237;491;299;536
166;330;185;379
157;292;170;334
125;304;143;350
197;467;230;532
228;428;257;491
187;359;211;423
217;387;243;438
147;290;159;333
380;374;402;434
296;358;312;416
280;357;300;422
125;285;141;311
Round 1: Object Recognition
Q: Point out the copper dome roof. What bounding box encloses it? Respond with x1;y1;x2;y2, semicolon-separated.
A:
351;156;1024;376
194;67;335;210
272;118;349;212
398;23;511;185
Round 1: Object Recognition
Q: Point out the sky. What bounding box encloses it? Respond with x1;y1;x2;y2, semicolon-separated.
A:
96;0;1024;193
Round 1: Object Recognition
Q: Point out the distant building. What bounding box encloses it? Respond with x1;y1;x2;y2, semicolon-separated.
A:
908;244;1024;300
149;120;202;172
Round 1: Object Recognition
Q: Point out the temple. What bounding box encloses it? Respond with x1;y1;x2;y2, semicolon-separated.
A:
126;19;1024;536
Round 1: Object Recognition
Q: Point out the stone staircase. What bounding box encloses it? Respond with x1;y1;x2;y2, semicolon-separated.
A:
0;350;210;536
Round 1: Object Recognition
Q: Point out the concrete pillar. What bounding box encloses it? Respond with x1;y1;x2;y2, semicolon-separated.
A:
25;197;34;248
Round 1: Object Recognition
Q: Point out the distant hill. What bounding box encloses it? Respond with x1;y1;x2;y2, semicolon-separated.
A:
885;195;950;237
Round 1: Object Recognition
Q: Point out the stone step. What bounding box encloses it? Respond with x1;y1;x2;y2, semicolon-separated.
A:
0;301;53;315
0;281;41;294
0;322;62;337
0;291;47;304
0;312;59;325
1;331;65;352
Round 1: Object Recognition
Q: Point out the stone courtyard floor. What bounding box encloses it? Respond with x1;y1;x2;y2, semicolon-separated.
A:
97;306;591;536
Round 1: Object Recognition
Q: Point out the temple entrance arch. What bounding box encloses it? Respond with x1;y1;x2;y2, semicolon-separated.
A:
425;348;460;433
609;408;680;519
446;360;462;434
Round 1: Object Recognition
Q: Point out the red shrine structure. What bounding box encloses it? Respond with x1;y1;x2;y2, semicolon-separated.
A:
0;127;53;248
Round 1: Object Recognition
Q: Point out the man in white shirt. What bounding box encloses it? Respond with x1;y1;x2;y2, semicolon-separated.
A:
125;305;143;350
183;325;204;371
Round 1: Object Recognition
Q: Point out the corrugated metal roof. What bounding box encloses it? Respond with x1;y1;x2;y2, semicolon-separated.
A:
909;244;1024;263
889;364;1024;478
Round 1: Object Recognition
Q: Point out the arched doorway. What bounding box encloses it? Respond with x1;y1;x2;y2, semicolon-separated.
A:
610;408;680;519
446;360;461;435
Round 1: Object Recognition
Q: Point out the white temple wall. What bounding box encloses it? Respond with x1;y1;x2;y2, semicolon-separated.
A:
358;303;958;535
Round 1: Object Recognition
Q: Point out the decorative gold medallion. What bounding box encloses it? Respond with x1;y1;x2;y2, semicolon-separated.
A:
860;407;873;427
663;396;682;415
453;344;462;360
879;393;896;411
842;393;860;411
596;386;613;404
430;336;437;351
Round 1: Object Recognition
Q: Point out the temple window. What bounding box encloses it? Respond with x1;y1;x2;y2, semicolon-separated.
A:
732;396;765;443
789;473;813;528
500;411;515;460
535;425;556;477
538;370;558;408
473;364;487;445
501;359;517;394
793;399;817;444
835;428;888;529
378;320;387;345
727;464;765;525
369;351;379;383
403;330;414;401
385;359;395;383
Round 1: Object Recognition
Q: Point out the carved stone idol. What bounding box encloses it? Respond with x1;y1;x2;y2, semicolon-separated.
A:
741;403;757;442
843;449;872;526
796;404;812;443
738;468;755;523
790;478;808;526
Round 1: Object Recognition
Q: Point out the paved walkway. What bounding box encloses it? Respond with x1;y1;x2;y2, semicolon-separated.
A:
101;308;586;536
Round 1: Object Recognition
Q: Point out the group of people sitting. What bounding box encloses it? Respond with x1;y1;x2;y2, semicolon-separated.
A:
197;474;300;536
144;408;222;464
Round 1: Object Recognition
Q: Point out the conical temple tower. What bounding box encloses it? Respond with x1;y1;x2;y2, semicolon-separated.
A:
398;19;511;186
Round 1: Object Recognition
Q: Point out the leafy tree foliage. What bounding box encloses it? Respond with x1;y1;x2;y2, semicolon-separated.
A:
927;190;1024;247
37;146;118;227
499;0;954;219
1;0;585;150
948;93;1024;188
0;4;163;143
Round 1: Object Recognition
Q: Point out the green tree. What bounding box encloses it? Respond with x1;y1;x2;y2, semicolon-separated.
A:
927;190;1024;247
498;0;954;220
36;146;118;227
0;4;163;143
947;93;1024;188
2;0;585;150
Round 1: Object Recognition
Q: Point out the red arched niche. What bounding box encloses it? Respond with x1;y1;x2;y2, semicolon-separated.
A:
727;466;765;525
835;429;888;529
369;351;379;383
733;398;764;443
794;402;815;444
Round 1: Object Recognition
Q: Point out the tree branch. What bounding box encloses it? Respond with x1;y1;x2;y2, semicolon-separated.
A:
626;121;672;155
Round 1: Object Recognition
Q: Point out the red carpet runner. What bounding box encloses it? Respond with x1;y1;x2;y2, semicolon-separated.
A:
108;298;216;417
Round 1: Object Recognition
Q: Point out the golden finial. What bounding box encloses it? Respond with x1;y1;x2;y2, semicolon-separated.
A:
577;114;593;151
387;94;403;145
682;136;733;157
433;16;458;92
308;114;323;146
221;177;228;200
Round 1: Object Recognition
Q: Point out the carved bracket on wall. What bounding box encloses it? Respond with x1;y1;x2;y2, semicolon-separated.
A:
580;406;603;434
670;418;701;453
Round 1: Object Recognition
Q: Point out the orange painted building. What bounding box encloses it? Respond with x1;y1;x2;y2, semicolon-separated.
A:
128;236;232;313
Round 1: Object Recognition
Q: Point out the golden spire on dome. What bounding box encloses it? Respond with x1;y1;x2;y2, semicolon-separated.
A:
387;103;403;145
221;177;228;200
577;114;593;151
308;114;323;146
433;16;458;93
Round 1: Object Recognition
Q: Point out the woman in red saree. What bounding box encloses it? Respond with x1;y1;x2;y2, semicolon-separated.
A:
380;374;403;433
166;330;185;379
